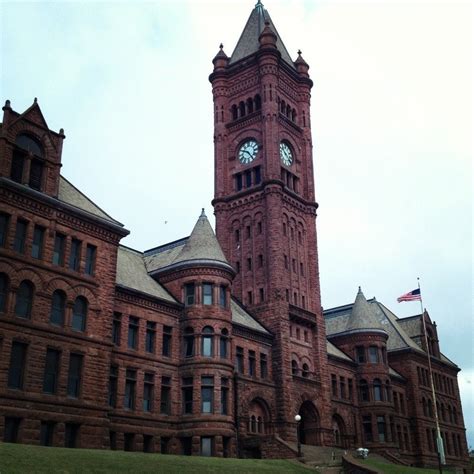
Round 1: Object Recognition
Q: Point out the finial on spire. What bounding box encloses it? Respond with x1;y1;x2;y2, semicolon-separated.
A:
200;208;206;218
4;99;11;108
34;97;38;103
297;49;302;56
219;43;223;50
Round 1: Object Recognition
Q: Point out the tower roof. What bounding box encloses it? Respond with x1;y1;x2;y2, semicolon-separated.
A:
345;287;387;333
171;209;230;267
229;1;295;68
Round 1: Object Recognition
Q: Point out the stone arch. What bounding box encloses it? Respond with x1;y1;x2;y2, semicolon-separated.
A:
9;266;44;290
71;284;99;311
332;413;346;447
247;397;271;435
297;400;321;445
46;277;74;297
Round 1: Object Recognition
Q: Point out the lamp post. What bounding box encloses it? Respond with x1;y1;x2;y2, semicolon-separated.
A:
295;414;302;457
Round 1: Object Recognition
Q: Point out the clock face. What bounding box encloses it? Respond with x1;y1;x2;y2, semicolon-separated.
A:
280;142;293;166
238;140;259;164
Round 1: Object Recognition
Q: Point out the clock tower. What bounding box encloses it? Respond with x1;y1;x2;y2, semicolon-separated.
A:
210;2;331;443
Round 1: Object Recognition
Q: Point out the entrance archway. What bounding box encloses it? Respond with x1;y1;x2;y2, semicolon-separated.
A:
332;414;346;447
298;401;321;445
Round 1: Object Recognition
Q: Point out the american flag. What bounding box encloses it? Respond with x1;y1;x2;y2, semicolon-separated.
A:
397;288;421;303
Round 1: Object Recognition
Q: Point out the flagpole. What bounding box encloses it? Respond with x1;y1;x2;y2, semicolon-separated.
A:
418;277;445;473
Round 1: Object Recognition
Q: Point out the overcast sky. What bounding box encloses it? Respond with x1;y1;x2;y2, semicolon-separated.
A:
1;0;472;449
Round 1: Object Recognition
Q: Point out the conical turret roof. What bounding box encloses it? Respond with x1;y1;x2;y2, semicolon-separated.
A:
229;1;295;68
172;209;229;266
345;287;387;333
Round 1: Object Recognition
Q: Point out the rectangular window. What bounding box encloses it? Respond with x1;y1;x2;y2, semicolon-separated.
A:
236;174;242;191
201;376;214;413
300;262;304;276
64;423;79;448
248;350;256;377
43;348;60;394
13;219;27;254
255;166;261;185
52;233;66;266
356;346;366;363
85;244;96;275
182;377;193;414
363;415;373;442
124;369;137;409
69;238;81;271
29;159;43;190
128;316;139;350
112;312;121;345
108;365;118;407
219;286;227;308
145;321;156;353
340;377;346;399
368;346;379;363
331;374;338;397
40;421;55;447
247;257;252;271
260;353;268;379
8;341;27;389
284;254;288;269
143;373;154;412
236;347;244;374
377;416;386;442
221;378;229;415
236;261;240;273
31;225;45;259
4;417;21;443
0;213;9;248
185;283;195;306
348;379;353;400
162;325;172;357
292;258;296;273
247;291;253;305
258;254;263;268
203;283;213;305
220;333;228;358
235;229;240;243
124;433;135;452
160;376;171;414
259;288;264;303
201;436;213;457
67;353;83;398
245;170;251;188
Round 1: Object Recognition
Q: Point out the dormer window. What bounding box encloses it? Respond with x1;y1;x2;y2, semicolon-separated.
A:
12;134;45;190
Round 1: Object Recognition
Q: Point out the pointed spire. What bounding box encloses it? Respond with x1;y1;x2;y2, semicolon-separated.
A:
229;2;295;68
212;43;229;71
294;49;310;77
171;209;229;266
346;287;385;332
258;20;277;49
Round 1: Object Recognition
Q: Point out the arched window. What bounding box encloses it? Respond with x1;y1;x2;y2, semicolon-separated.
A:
246;98;253;114
50;290;66;326
374;378;383;401
255;94;261;111
72;296;87;332
220;328;228;358
286;104;291;118
291;109;296;122
359;379;369;402
291;360;298;376
239;101;245;118
201;326;214;357
385;380;391;402
14;280;34;319
0;273;8;312
250;415;257;433
13;134;45;190
280;100;286;114
302;363;309;378
184;327;194;357
422;398;427;416
257;416;263;433
231;104;238;121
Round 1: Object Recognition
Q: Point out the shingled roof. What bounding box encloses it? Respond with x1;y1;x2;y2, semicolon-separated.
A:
229;1;295;68
58;176;123;226
346;287;387;333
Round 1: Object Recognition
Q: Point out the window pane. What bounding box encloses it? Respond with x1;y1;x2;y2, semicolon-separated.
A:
29;159;43;190
31;226;45;259
8;342;27;389
15;281;33;318
85;245;96;276
72;297;87;332
14;220;27;253
0;273;8;312
50;291;66;326
43;349;60;394
0;214;9;248
53;234;65;266
201;437;212;457
203;284;213;305
69;239;81;271
67;354;83;398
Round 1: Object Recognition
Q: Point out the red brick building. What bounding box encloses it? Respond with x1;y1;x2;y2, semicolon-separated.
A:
0;2;469;470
